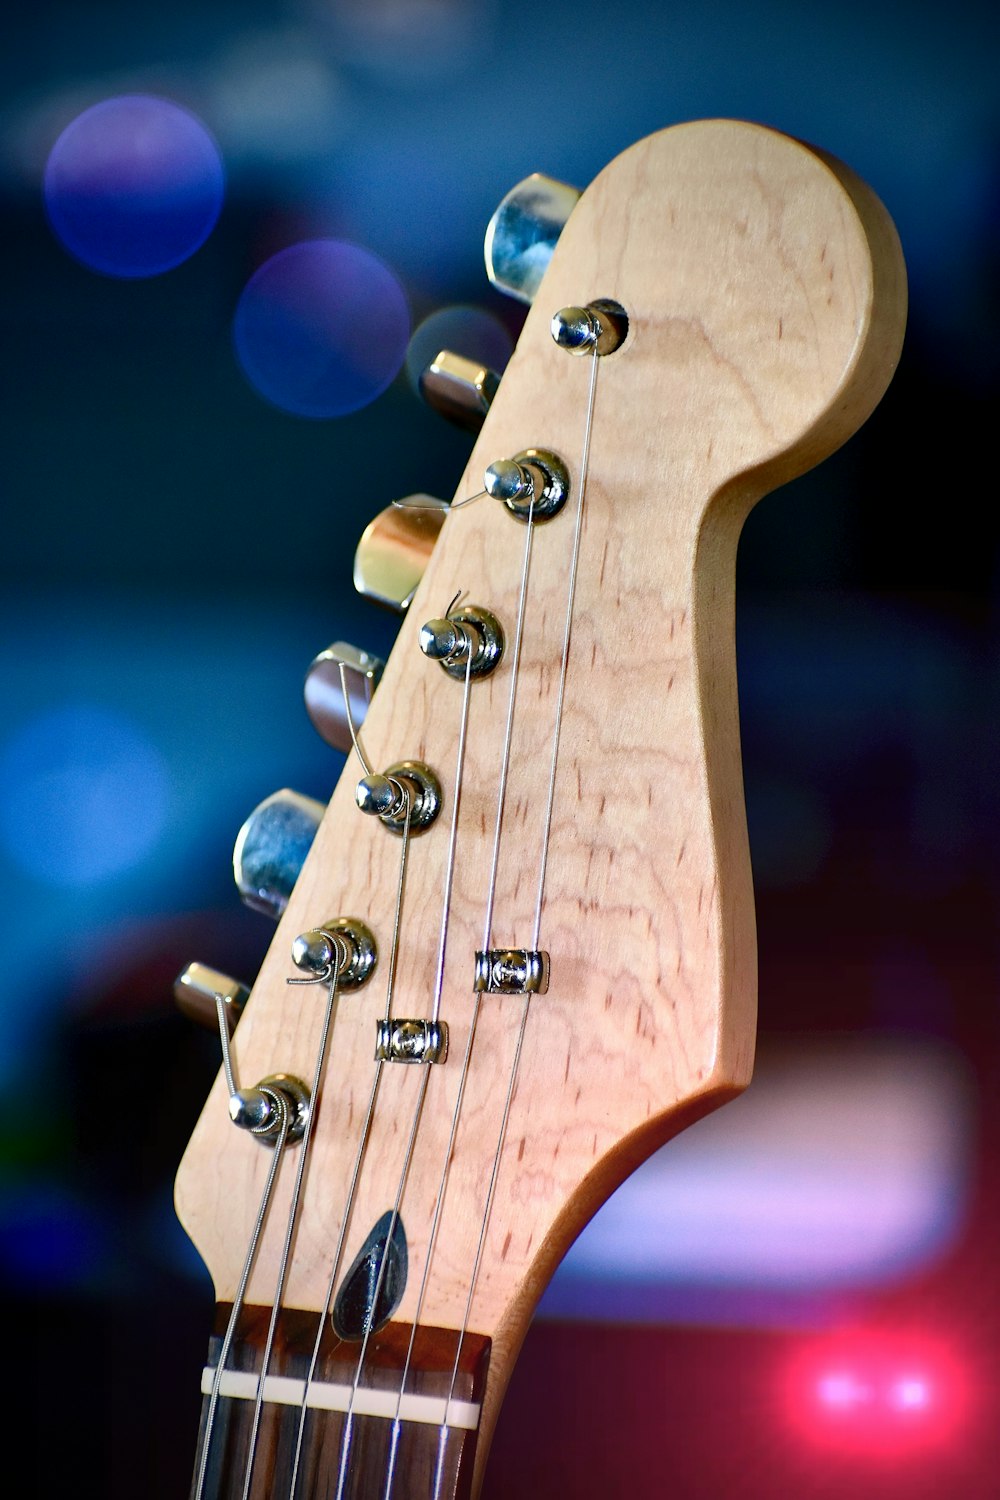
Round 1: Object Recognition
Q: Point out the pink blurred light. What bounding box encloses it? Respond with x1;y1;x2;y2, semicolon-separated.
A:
789;1332;965;1454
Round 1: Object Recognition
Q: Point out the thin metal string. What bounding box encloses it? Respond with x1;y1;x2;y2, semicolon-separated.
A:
431;645;474;1024
193;1094;291;1500
333;1066;432;1500
287;797;413;1497
287;1061;384;1500
380;502;539;1497
432;350;602;1499
381;992;483;1500
481;499;536;951
239;966;342;1500
532;347;600;946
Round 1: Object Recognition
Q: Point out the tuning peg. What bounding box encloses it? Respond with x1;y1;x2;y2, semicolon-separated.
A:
174;962;249;1035
419;350;499;432
233;788;325;920
354;501;447;613
304;641;383;754
484;172;581;305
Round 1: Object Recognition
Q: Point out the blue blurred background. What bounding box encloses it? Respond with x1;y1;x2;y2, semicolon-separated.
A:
2;1;998;1495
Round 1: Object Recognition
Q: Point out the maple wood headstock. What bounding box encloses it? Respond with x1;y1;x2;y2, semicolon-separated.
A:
176;118;906;1487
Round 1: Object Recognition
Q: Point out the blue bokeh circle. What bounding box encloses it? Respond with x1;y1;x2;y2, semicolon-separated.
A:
44;94;224;279
233;240;411;418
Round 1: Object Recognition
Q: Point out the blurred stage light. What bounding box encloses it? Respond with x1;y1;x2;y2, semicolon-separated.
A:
405;305;514;395
790;1331;965;1451
0;704;169;888
233;239;410;418
43;95;224;278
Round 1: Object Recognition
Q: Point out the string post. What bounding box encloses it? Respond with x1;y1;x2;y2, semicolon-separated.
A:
289;918;378;991
420;603;505;680
484;447;570;522
551;297;628;356
356;760;443;835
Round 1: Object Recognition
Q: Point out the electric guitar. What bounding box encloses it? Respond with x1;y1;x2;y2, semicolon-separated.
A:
174;118;907;1498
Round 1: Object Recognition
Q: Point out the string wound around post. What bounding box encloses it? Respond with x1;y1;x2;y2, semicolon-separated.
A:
288;917;379;989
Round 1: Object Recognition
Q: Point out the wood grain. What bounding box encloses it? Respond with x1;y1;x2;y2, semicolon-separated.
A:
176;119;907;1493
191;1309;489;1499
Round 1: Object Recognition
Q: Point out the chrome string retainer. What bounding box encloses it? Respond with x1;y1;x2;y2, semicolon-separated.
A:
550;298;629;356
419;604;505;680
473;949;550;995
374;1018;449;1065
483;448;570;522
355;760;443;835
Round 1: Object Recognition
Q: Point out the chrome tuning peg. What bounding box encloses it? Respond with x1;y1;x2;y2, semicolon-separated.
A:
485;172;581;304
174;962;249;1036
419;350;499;432
233;788;325;920
354;501;447;612
305;642;384;754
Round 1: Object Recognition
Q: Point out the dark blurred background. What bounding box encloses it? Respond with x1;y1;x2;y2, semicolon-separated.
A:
2;2;998;1496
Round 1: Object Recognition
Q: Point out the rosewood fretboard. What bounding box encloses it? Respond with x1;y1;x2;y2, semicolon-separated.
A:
191;1305;490;1500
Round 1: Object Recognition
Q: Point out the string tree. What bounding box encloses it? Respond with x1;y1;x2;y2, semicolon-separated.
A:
374;1017;449;1065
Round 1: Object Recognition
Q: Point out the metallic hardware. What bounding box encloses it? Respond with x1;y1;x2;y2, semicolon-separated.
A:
485;172;581;304
304;642;384;754
419;604;505;680
355;760;442;835
374;1018;449;1064
354;502;447;612
209;967;311;1144
551;298;629;356
473;948;550;995
419;350;499;432
253;1074;310;1144
484;448;570;522
174;962;249;1036
290;917;378;990
233;788;324;921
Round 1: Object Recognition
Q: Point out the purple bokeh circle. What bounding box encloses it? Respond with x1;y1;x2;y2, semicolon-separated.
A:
233;240;410;418
44;95;224;279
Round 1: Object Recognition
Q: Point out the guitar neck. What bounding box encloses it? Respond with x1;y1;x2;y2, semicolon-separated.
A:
192;1306;490;1499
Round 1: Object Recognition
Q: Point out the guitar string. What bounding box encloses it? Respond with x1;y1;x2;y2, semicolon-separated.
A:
238;961;343;1500
326;636;478;1500
192;1092;290;1500
380;503;538;1500
432;348;601;1500
286;793;412;1497
333;1065;431;1500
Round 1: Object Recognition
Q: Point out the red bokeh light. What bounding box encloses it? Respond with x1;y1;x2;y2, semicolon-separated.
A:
786;1330;967;1455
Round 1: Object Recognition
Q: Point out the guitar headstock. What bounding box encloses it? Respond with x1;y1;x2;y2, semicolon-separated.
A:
175;118;906;1489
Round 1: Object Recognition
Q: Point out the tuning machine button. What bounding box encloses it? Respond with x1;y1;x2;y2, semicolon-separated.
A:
485;172;581;304
174;962;249;1036
419;350;499;432
354;501;447;613
305;642;384;754
233;788;325;920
